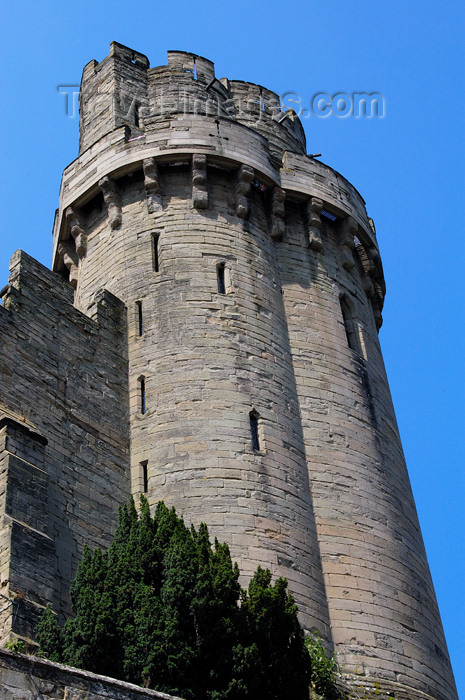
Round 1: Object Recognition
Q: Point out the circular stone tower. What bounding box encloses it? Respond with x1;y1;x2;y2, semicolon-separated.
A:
52;43;457;700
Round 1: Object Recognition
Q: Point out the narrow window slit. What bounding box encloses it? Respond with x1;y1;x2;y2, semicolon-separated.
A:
141;461;148;493
152;233;160;272
138;376;146;415
249;410;260;451
134;103;140;128
136;301;143;336
217;262;226;294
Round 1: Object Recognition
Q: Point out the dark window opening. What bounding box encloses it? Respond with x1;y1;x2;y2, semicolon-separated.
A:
217;262;226;294
136;301;143;336
249;410;260;451
141;461;148;493
152;233;160;272
138;376;146;415
134;103;140;128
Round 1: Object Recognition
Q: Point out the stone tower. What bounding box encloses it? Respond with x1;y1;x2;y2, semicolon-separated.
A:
0;43;457;700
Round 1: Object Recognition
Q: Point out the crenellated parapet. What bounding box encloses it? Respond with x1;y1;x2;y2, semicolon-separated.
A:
53;44;383;324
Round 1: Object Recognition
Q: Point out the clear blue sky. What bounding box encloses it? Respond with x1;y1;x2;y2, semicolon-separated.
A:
1;1;464;694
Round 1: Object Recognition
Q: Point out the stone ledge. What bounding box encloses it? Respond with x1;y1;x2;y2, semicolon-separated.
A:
0;648;184;699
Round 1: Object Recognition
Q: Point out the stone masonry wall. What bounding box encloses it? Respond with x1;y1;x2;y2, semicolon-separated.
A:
0;251;130;638
72;157;332;639
1;43;456;700
278;208;456;700
0;648;182;700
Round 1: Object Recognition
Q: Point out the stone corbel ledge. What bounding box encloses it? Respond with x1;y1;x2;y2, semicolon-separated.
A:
65;206;87;258
306;196;324;252
57;241;79;289
338;215;357;272
235;164;254;219
52;145;379;278
143;157;162;213
192;154;208;209
341;672;443;700
98;175;122;229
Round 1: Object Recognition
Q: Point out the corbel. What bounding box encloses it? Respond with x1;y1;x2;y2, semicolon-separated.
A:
338;215;357;271
192;154;208;209
353;240;375;297
235;164;254;219
355;241;385;327
143;157;162;213
65;206;87;258
306;197;324;252
270;187;286;241
58;241;79;289
98;175;122;229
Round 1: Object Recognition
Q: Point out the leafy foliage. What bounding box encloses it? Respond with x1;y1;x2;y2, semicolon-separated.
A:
37;497;311;699
306;632;338;698
5;638;26;654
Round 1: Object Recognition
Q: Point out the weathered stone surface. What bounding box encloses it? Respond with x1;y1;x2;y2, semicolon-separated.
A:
0;649;183;699
0;251;129;639
0;44;457;700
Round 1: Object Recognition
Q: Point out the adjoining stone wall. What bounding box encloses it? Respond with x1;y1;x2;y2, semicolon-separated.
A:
0;648;183;700
0;251;130;637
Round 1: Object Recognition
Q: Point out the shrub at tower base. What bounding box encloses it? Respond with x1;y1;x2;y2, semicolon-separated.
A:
37;497;314;700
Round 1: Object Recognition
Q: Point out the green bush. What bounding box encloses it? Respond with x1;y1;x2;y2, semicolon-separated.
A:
37;497;311;699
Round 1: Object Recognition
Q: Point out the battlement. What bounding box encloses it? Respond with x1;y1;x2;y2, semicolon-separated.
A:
78;43;306;157
110;41;150;68
55;43;381;324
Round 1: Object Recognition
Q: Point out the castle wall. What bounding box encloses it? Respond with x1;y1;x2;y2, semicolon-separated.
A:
278;208;456;700
2;43;456;700
71;163;332;638
0;251;130;638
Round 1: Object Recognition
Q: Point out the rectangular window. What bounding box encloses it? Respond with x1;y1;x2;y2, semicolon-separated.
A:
152;233;160;272
138;376;146;415
136;300;143;336
249;410;260;451
217;262;226;294
140;460;148;493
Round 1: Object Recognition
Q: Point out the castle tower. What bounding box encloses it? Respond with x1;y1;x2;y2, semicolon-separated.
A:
0;43;457;700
